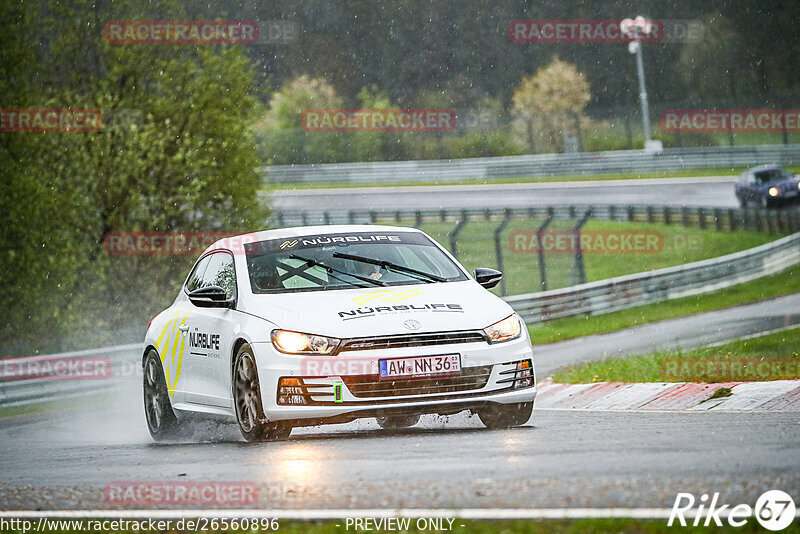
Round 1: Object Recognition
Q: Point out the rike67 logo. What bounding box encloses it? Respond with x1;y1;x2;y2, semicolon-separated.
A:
669;490;796;531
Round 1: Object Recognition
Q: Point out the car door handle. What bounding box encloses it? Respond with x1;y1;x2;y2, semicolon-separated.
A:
178;324;189;332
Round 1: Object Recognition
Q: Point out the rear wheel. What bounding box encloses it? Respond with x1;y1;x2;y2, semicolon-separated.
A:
143;350;181;441
477;402;533;429
376;414;420;429
233;343;291;442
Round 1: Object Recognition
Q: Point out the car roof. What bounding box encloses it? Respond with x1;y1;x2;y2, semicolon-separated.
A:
746;164;785;173
202;224;424;254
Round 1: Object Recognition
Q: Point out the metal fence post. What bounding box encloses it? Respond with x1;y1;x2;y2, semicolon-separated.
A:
570;209;593;286
448;211;469;259
493;210;513;296
537;210;555;291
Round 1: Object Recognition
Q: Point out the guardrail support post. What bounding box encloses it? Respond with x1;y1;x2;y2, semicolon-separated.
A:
698;207;706;229
663;206;671;225
728;209;736;231
414;210;422;228
493;210;513;296
537;210;555;291
448;211;469;259
713;208;721;231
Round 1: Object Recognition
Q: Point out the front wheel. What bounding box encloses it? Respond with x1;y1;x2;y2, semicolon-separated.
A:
233;343;291;442
143;350;181;441
477;402;533;429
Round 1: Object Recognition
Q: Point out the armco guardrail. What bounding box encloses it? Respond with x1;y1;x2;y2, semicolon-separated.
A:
263;144;800;184
270;204;800;236
3;231;799;408
506;231;800;322
0;343;141;408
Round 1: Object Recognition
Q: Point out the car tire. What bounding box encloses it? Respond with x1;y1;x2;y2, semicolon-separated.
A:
376;414;421;429
233;343;292;442
143;349;182;441
477;401;533;429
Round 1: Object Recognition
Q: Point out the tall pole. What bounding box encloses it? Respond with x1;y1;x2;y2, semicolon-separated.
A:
634;42;651;143
622;16;655;148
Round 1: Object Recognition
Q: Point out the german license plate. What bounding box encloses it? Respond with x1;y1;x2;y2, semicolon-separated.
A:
379;354;461;379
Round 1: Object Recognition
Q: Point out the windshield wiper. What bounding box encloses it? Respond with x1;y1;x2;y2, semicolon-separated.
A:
332;252;447;283
289;254;386;287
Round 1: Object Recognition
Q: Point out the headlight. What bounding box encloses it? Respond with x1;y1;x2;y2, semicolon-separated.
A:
769;187;779;197
271;330;341;355
483;315;522;343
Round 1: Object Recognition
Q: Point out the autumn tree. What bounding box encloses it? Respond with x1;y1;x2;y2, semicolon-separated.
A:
512;58;591;153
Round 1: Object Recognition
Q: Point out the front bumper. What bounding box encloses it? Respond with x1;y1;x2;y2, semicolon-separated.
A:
251;332;536;425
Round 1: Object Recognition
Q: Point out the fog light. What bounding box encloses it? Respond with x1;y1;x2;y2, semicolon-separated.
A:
515;360;533;389
278;377;308;405
769;187;779;197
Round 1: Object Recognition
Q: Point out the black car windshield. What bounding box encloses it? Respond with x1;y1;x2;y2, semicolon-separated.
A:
754;168;793;184
244;231;468;294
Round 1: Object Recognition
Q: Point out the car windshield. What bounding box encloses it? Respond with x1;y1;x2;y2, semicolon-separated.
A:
244;231;467;294
754;168;792;184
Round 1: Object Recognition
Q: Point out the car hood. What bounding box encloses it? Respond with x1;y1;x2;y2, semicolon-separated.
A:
240;280;514;338
757;178;800;191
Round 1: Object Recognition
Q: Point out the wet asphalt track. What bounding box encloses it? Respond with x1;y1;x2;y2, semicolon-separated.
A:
269;176;740;213
1;293;799;511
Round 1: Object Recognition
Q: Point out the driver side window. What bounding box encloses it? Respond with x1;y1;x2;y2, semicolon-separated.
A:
185;256;211;293
201;253;237;300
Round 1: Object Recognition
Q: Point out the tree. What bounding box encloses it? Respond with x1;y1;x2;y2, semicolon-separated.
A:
0;0;267;353
512;58;591;153
255;75;345;164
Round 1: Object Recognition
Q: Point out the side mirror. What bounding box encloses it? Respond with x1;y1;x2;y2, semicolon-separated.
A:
474;268;502;289
188;286;234;308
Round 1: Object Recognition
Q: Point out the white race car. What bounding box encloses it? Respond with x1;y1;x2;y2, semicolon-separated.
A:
142;225;536;441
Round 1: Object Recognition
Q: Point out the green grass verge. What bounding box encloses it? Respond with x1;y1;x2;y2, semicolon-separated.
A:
528;265;800;346
263;165;800;190
550;326;800;384
2;519;778;534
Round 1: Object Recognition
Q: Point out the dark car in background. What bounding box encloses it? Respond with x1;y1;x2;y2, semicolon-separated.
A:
735;165;800;208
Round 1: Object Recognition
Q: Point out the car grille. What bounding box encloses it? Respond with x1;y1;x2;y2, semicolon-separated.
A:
338;330;487;352
341;365;493;398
